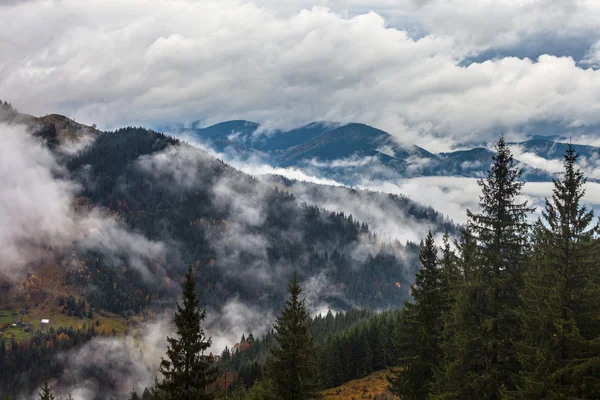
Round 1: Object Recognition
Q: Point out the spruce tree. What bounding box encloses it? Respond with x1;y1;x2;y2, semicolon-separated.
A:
515;144;600;398
431;137;533;399
221;346;231;362
439;231;460;310
389;231;444;399
268;271;318;400
158;266;216;400
0;338;5;367
38;380;54;400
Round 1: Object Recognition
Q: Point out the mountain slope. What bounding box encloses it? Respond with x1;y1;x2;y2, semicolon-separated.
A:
183;118;569;184
2;110;465;397
275;123;435;167
512;138;600;160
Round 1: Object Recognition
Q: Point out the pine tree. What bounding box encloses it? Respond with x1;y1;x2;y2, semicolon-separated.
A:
158;266;216;400
38;380;54;400
439;231;460;310
268;271;318;400
389;231;444;399
221;346;231;362
0;338;5;366
515;144;600;398
432;137;533;399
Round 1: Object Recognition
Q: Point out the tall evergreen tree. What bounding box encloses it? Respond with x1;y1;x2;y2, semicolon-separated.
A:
439;231;460;309
432;137;533;399
38;380;54;400
389;232;444;399
268;271;318;400
514;144;600;398
0;338;5;367
157;266;216;400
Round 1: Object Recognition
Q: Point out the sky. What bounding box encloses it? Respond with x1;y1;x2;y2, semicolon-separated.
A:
2;0;600;151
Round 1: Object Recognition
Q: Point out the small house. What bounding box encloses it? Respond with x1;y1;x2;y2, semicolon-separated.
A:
41;319;50;325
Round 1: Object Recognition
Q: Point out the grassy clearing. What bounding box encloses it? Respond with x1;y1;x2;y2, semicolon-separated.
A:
0;307;128;344
320;370;398;400
0;264;129;344
0;310;16;324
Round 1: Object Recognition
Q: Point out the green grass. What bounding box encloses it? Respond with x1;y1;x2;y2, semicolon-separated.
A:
3;327;29;343
0;310;17;324
0;310;28;345
0;308;128;344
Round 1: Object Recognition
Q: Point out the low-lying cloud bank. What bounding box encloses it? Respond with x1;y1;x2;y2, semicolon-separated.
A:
176;134;600;227
40;299;273;400
0;122;166;281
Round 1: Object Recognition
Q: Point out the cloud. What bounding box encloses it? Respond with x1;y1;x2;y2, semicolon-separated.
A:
206;298;275;354
582;39;600;67
47;317;172;400
301;271;345;317
50;297;277;399
0;122;80;277
509;143;600;181
509;144;566;174
0;122;165;281
2;1;600;150
43;298;275;399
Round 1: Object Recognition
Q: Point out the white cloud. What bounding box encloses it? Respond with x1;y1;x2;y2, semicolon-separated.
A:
308;154;380;168
582;39;600;66
206;298;275;354
0;122;165;281
509;144;566;174
56;320;169;399
2;1;600;150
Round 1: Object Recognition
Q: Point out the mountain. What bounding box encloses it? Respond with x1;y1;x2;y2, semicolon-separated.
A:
181;119;579;184
274;123;434;167
192;120;260;139
0;108;463;396
260;121;339;151
511;137;600;161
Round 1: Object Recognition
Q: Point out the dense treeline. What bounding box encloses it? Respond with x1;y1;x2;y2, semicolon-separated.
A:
266;176;458;238
317;309;401;388
218;308;376;390
58;295;93;318
0;325;104;397
389;139;600;399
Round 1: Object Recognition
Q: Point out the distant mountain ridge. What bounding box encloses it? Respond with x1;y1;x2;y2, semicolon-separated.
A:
167;119;593;184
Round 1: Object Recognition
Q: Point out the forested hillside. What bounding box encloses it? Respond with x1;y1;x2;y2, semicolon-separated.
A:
388;139;600;399
4;101;600;400
208;138;600;400
0;107;459;397
64;126;419;313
